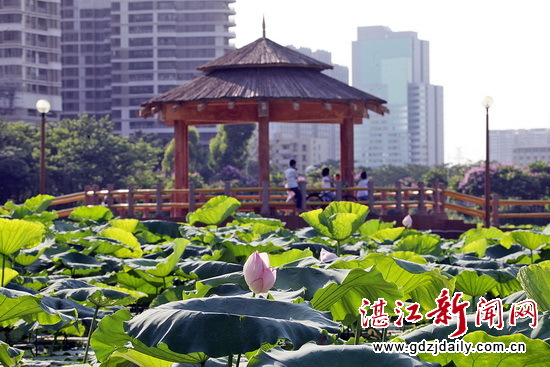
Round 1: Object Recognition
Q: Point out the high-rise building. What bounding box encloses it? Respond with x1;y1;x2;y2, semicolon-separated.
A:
352;26;443;167
60;0;111;120
0;0;61;123
490;128;550;166
2;0;235;137
270;46;349;169
109;0;236;136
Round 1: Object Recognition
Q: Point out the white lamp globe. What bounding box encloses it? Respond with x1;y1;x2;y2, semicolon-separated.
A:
36;99;51;114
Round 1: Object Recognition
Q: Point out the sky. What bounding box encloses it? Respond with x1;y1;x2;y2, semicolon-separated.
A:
232;0;550;164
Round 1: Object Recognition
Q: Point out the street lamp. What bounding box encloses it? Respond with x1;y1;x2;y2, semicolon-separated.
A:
481;96;493;228
36;99;51;195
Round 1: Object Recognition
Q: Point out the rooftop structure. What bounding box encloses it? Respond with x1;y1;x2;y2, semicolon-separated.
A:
141;36;387;189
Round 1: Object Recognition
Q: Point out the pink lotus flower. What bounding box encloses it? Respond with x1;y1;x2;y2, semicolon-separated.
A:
402;214;413;228
320;248;338;262
243;251;276;294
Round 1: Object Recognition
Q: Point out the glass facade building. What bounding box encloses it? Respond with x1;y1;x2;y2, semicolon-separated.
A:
352;26;443;167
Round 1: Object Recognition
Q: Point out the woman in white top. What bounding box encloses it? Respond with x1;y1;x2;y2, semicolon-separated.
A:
357;171;369;201
284;159;302;209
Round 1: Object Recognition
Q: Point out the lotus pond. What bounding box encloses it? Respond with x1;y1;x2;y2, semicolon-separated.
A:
0;195;549;367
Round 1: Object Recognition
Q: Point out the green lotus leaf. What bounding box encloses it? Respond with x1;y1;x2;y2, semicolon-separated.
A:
0;340;23;367
505;231;550;251
300;202;369;241
370;227;406;242
55;251;103;276
81;236;127;255
123;238;187;278
233;216;285;235
390;251;427;264
0;218;45;256
311;267;403;325
460;238;487;258
116;270;158;295
46;279;142;308
275;267;351;300
460;227;504;245
109;218;140;233
22;195;56;213
248;343;435;367
221;240;284;260
69;205;114;222
100;227;143;258
394;234;442;256
329;253;453;312
178;260;242;280
358;219;396;236
13;238;53;266
418;331;550;366
455;270;499;298
0;267;18;287
186;195;241;226
5;195;58;225
0;289;70;326
124;296;340;358
141;220;183;239
517;261;550;312
268;249;313;267
91;308;208;365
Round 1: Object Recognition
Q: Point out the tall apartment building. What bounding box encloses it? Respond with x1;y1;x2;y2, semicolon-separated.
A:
490;128;550;166
0;0;61;123
109;0;235;136
1;0;235;137
352;26;444;167
60;0;111;120
271;46;349;169
59;0;235;136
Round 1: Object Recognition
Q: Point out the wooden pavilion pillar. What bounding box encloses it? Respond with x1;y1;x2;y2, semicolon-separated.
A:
173;120;189;190
258;116;270;185
340;117;355;187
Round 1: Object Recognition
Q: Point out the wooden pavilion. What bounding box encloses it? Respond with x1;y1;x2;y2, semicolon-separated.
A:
139;36;387;190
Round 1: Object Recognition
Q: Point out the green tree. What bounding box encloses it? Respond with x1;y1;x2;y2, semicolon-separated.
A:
161;127;210;187
46;115;162;194
0;121;37;202
208;123;256;174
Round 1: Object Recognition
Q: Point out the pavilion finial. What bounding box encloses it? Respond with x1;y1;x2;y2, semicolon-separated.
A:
262;15;266;38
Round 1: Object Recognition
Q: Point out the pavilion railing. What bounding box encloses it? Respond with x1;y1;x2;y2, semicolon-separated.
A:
48;182;549;225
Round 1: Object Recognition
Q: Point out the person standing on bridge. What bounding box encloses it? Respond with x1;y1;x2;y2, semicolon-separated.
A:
284;159;302;212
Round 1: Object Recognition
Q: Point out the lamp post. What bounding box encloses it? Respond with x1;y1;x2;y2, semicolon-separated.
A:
481;96;493;228
36;99;51;195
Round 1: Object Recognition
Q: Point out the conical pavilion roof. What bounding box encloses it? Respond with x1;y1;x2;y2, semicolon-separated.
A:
140;37;387;116
198;37;333;72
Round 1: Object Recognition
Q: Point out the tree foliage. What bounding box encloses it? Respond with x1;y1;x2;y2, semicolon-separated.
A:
208;124;256;173
457;162;550;199
45;115;162;194
0;116;163;201
0;121;38;202
161;127;209;180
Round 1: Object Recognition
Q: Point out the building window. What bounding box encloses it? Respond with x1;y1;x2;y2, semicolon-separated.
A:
129;1;153;10
129;14;153;22
129;37;153;46
129;61;153;70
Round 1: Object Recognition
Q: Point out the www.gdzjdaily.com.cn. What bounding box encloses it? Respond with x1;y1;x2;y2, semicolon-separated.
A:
371;338;527;356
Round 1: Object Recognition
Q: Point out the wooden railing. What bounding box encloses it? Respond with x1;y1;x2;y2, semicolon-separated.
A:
442;185;550;226
48;182;549;225
49;181;444;219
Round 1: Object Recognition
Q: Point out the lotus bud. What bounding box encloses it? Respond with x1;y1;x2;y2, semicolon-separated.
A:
320;248;338;262
243;251;276;294
402;214;413;228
